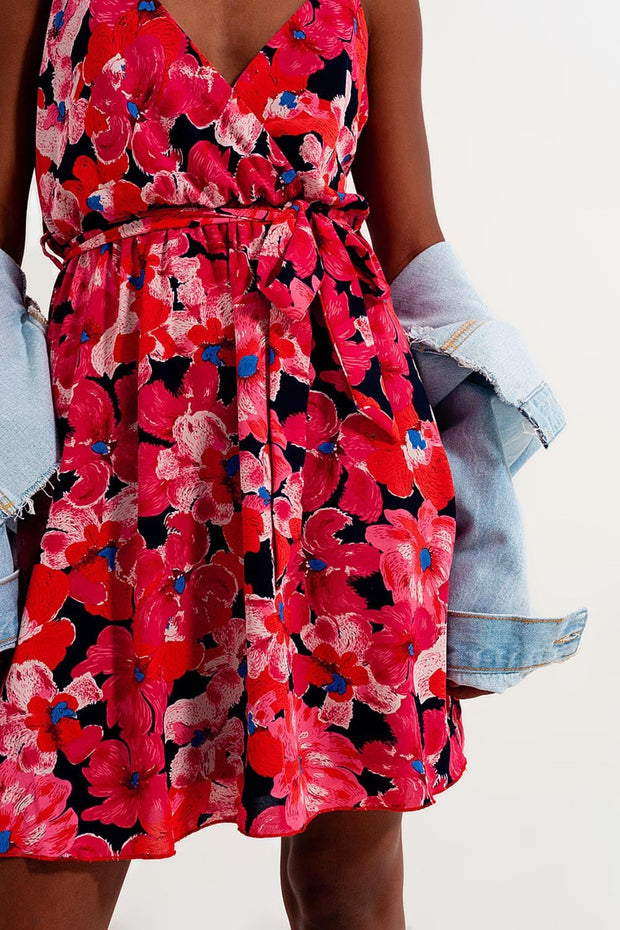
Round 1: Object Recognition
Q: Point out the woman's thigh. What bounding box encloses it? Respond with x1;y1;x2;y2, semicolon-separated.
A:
0;858;130;930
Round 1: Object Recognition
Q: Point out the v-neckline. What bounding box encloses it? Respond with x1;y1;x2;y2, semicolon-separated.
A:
155;0;328;95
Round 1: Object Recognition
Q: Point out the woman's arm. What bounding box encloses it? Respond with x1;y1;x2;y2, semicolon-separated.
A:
0;0;50;264
352;0;444;284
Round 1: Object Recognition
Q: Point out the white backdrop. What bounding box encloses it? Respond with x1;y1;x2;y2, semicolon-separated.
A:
21;1;619;927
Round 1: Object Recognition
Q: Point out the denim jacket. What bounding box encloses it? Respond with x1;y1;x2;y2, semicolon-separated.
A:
389;242;588;692
0;249;59;652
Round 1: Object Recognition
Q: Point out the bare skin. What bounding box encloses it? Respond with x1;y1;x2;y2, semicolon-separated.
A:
0;1;491;928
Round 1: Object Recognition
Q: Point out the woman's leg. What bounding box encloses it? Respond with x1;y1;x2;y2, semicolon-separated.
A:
0;858;131;930
280;810;406;930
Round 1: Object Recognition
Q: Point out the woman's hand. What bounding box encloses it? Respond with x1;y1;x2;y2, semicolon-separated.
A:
447;680;495;700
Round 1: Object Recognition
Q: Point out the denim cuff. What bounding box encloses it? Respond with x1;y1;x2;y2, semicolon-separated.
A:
0;520;19;653
446;606;588;693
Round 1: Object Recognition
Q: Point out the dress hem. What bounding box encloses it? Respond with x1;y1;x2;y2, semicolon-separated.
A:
0;757;469;862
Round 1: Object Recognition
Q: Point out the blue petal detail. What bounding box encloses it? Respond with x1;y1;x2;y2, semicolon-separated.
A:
317;441;335;454
130;771;140;788
138;1;156;10
279;90;297;109
308;558;327;571
57;101;66;121
278;601;285;622
134;666;145;682
353;16;358;33
98;545;118;570
337;191;345;201
191;728;207;747
268;347;276;365
248;712;256;735
80;329;90;343
324;672;347;695
225;454;240;477
407;428;427;450
238;658;247;678
174;574;186;594
87;194;103;212
127;100;139;119
202;344;223;366
128;266;145;289
408;642;415;657
50;701;78;726
412;759;425;775
91;440;109;455
258;486;271;504
281;168;297;184
238;354;258;377
54;11;65;30
293;29;306;39
419;547;432;571
0;830;10;854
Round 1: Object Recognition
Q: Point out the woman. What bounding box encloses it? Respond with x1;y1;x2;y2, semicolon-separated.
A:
0;1;491;927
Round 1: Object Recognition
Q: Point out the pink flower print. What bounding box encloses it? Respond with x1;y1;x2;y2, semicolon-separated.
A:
72;625;169;738
64;379;136;507
298;508;380;615
360;708;430;810
87;30;181;175
0;761;78;857
271;2;342;77
0;660;102;774
82;733;168;832
366;502;455;613
186;141;237;205
160;55;228;128
270;702;365;831
294;614;400;727
166;688;245;792
246;597;292;684
365;603;439;693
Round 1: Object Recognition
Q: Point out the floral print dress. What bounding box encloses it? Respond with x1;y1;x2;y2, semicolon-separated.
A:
0;0;467;861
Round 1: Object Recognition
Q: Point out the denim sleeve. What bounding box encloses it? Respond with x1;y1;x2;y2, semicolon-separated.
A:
427;369;588;694
0;519;19;653
446;607;589;693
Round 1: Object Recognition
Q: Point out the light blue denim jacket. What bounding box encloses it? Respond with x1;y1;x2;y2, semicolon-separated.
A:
0;249;59;652
389;242;588;692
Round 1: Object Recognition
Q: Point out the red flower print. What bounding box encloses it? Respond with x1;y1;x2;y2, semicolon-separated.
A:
0;660;102;774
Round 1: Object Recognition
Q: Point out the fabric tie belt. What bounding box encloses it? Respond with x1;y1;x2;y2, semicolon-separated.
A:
40;199;399;441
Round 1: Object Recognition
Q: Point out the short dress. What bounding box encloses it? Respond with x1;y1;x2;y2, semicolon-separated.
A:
0;0;467;861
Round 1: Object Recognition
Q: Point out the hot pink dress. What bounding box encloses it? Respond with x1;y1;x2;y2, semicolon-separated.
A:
0;0;467;860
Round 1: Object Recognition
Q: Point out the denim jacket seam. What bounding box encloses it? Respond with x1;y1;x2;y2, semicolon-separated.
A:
447;610;565;624
440;319;487;353
447;655;577;673
0;572;19;587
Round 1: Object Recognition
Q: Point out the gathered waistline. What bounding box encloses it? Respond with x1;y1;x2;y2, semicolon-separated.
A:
40;199;366;270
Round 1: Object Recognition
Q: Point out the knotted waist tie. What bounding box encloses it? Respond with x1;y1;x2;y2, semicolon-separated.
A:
41;199;401;597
